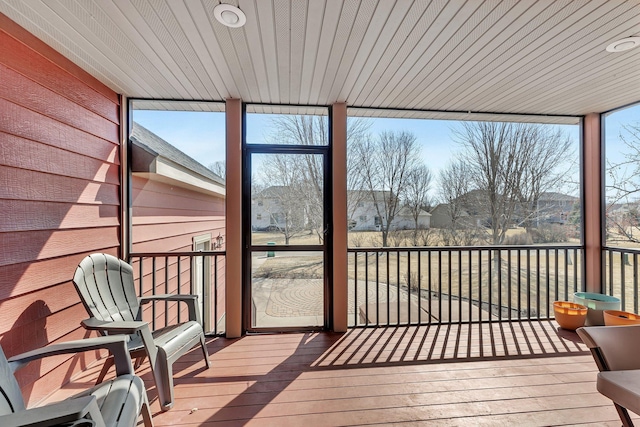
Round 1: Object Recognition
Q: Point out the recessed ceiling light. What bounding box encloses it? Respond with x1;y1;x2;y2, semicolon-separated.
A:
606;37;640;53
213;4;246;28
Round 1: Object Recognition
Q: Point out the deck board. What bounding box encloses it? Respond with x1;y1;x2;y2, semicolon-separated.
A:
45;321;640;426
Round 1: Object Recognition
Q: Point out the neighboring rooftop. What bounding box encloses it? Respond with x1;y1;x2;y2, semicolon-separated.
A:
130;122;225;196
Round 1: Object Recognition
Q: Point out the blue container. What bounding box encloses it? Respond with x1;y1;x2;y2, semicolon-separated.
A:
573;292;621;326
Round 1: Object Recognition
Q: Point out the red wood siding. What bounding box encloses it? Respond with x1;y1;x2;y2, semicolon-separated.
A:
132;176;226;332
0;13;120;406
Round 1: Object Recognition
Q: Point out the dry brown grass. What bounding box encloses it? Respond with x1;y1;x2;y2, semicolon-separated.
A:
254;254;324;279
251;231;322;246
252;228;538;248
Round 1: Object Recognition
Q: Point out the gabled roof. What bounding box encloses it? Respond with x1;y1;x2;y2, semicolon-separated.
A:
348;190;393;200
538;192;579;202
130;122;225;196
430;203;470;217
255;186;290;198
131;123;224;184
397;206;431;217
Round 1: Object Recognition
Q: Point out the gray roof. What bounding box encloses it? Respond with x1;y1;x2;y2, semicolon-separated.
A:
130;122;224;186
538;192;578;202
397;206;431;217
256;185;289;198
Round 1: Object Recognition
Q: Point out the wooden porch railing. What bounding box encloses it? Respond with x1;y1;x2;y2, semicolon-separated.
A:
348;245;584;327
603;247;640;313
129;251;226;336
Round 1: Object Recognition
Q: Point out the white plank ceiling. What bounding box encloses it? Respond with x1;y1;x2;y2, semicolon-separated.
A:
1;0;639;120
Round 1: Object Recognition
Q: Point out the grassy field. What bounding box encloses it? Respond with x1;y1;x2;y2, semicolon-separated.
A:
251;227;538;247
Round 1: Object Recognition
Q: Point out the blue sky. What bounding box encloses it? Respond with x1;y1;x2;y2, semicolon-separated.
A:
604;103;640;165
133;110;227;166
133;103;639;199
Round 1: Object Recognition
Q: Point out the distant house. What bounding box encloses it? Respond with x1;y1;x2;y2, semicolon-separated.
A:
252;185;295;231
534;192;579;225
431;191;579;229
348;190;391;231
390;206;431;230
606;201;640;229
349;190;431;231
430;203;475;229
252;187;430;232
130;122;226;332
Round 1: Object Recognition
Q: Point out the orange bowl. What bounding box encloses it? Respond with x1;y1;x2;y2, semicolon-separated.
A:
603;310;640;326
553;301;588;330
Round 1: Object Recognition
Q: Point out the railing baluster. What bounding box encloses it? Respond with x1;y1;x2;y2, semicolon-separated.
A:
354;252;358;327
201;254;206;328
438;251;443;324
365;251;369;326
621;252;626;310
526;249;531;319
152;257;157;330
397;250;401;326
448;249;452;324
517;249;521;320
138;256;143;298
386;251;390;326
177;256;182;324
165;256;169;328
428;250;432;325
564;248;568;300
609;250;614;295
214;255;218;335
458;249;462;325
554;249;559;310
376;251;380;326
468;249;472;323
488;249;492;322
478;250;482;323
497;249;502;322
634;253;638;314
418;251;422;324
545;249;550;318
534;249;539;319
407;250;412;325
573;249;582;293
507;249;512;321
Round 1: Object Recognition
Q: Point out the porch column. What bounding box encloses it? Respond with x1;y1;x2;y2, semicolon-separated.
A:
583;113;603;293
120;95;131;260
332;102;348;332
226;98;242;338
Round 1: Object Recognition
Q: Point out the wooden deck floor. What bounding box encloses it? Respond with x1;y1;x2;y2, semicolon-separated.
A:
51;321;638;426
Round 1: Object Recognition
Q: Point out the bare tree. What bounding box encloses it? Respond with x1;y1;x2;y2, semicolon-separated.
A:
298;153;325;243
404;164;432;244
512;126;573;233
346;119;373;221
354;130;422;246
454;121;574;245
208;161;226;179
255;115;371;243
606;122;640;243
256;155;309;244
270;114;328;146
437;160;482;246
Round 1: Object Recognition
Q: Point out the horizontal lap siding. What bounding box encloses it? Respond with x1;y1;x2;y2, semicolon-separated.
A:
132;176;226;330
0;14;120;406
